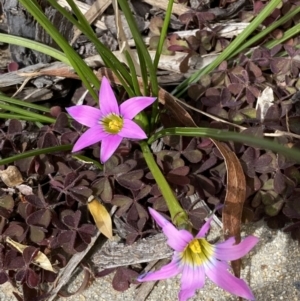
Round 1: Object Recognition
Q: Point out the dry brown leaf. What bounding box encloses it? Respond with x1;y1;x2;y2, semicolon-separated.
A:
88;196;113;239
255;86;274;122
5;237;57;273
0;166;23;187
211;140;246;278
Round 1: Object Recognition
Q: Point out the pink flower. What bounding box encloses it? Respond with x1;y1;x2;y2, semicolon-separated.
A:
138;208;258;301
66;77;156;163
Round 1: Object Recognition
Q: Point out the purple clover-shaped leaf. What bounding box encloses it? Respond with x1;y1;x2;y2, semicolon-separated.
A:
15;247;41;288
116;170;144;191
112;267;139;292
57;210;96;254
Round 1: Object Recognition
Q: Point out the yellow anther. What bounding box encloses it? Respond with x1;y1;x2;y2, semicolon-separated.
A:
102;114;123;134
109;120;122;131
189;239;202;254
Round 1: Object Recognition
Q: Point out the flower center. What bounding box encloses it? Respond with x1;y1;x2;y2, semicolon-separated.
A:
189;239;202;254
180;238;214;266
101;114;123;134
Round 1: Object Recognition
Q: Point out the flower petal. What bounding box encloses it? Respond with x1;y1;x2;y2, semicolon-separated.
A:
118;119;147;140
100;134;123;163
179;264;205;301
99;77;120;116
214;236;259;261
195;217;213;238
204;259;255;300
120;96;156;119
66;106;101;127
149;208;193;251
72;126;108;152
137;257;180;282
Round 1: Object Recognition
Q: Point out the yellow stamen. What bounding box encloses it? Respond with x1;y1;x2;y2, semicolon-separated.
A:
109;119;122;131
189;239;202;254
101;114;123;134
180;238;214;266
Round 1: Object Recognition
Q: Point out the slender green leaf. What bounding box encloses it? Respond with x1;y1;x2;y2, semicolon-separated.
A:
136;47;149;96
153;0;174;70
19;0;98;100
0;144;72;166
172;0;282;97
0;103;55;123
0;34;69;65
264;23;300;49
229;6;300;59
72;155;103;170
124;51;142;96
47;0;134;96
65;0;96;37
0;94;50;113
0;114;37;122
148;127;300;163
117;0;158;96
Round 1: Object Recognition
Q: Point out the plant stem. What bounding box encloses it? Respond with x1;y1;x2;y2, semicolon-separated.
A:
140;141;189;228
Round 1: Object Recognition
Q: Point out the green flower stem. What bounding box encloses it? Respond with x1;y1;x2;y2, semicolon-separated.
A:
148;127;300;163
0;94;51;113
0;103;55;124
140;141;189;228
172;0;282;97
0;144;72;166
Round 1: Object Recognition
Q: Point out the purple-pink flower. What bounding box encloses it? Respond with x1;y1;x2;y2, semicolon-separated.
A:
138;208;258;301
66;77;156;163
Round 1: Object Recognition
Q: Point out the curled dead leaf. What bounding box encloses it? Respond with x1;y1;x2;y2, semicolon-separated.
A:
211;140;246;278
88;195;113;239
5;237;57;273
0;166;23;187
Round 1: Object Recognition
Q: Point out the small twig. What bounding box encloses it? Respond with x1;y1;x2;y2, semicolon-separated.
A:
47;231;102;301
175;97;300;140
57;0;106;30
70;0;111;45
12;77;33;98
176;98;246;130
